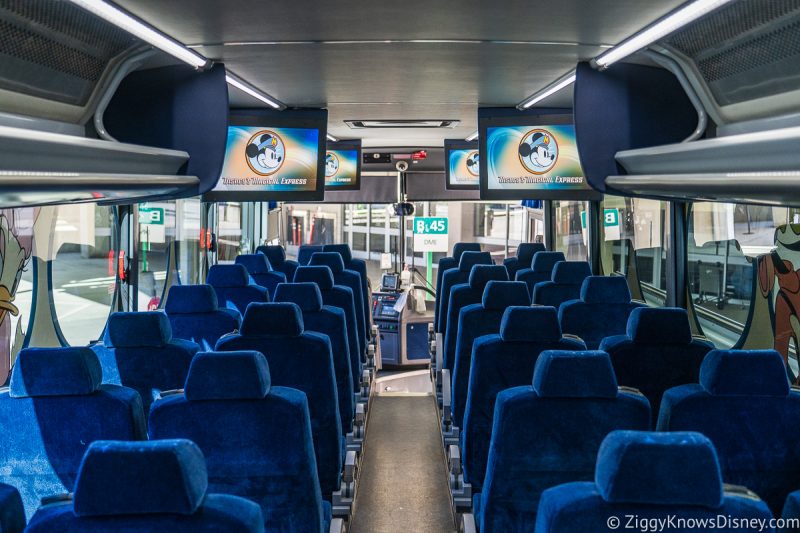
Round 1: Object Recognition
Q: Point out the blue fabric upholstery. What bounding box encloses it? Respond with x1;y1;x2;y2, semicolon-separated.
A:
207;264;270;314
503;243;547;280
600;307;713;422
559;276;644;349
295;266;362;384
0;483;24;533
535;431;772;533
150;353;326;532
461;309;586;492
216;303;342;498
323;244;370;341
298;245;324;265
437;251;494;336
453;242;482;262
257;245;299;281
532;261;591;308
165;284;241;351
26;439;264;532
516;251;565;296
781;491;800;533
98;312;199;413
451;281;530;428
0;348;147;519
533;350;619;399
275;282;355;432
236;254;287;299
442;265;509;372
434;243;482;333
658;349;800;513
478;355;651;533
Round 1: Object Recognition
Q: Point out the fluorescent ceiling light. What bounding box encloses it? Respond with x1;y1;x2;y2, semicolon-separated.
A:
225;74;285;110
593;0;733;68
517;71;576;110
326;133;339;142
465;131;479;142
68;0;209;69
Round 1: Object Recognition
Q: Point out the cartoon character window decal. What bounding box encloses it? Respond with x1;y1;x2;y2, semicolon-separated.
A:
245;130;285;176
465;151;479;177
518;128;558;174
325;152;340;178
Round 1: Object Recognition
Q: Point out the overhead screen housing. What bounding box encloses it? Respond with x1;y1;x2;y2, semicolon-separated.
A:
444;139;479;190
325;140;361;191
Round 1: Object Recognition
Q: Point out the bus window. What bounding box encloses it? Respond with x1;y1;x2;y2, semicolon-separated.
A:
554;200;589;262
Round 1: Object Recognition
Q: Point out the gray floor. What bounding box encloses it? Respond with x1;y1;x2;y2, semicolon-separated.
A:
349;395;456;533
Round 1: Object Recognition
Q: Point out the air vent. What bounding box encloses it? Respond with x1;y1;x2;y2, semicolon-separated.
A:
345;119;459;129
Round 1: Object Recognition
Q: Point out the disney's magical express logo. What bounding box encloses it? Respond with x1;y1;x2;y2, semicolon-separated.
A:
518;128;558;174
245;130;285;176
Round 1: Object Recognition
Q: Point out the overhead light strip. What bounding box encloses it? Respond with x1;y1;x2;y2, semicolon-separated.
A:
326;133;339;142
465;131;479;142
225;74;285;110
517;70;576;110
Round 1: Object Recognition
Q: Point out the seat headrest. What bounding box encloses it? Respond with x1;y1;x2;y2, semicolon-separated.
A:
700;349;790;397
309;252;345;273
500;306;561;343
257;245;286;265
207;264;251;288
184;351;271;401
73;439;208;517
531;251;566;271
596;430;723;508
581;276;631;304
627;307;692;345
323;244;353;264
468;265;509;291
482;281;531;310
516;242;546;265
274;282;324;312
458;251;493;273
452;242;481;261
10;347;102;398
235;254;272;275
241;302;304;337
533;350;618;398
298;245;324;265
293;265;335;290
107;311;172;347
552;261;591;284
165;285;218;314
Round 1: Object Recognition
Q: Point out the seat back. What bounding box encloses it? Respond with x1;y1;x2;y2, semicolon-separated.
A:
462;307;586;491
479;353;651;532
97;312;199;412
515;251;565;296
532;261;591;308
451;280;530;428
164;284;240;350
257;245;299;281
600;307;714;419
215;302;342;498
434;243;482;332
149;352;324;531
323;244;371;340
535;431;772;533
297;244;324;265
503;242;546;280
0;347;147;519
0;483;24;533
275;282;354;433
658;349;800;514
235;254;286;299
25;439;264;532
207;264;269;314
559;276;643;349
437;251;494;334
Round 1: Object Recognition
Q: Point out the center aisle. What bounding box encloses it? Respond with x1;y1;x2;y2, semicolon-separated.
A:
349;395;456;533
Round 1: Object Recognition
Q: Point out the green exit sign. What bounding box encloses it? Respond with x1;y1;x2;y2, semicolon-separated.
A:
139;206;164;225
414;217;448;235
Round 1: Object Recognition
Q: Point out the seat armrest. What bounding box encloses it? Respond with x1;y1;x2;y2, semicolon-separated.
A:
448;444;462;476
343;450;357;484
441;368;453;429
41;493;73;506
461;513;477;533
617;385;644;396
562;333;584;342
156;388;184;399
723;484;762;501
329;518;346;533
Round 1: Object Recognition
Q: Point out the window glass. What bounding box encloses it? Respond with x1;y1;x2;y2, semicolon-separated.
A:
553;200;589;261
138;201;173;310
176;198;202;285
216;202;243;262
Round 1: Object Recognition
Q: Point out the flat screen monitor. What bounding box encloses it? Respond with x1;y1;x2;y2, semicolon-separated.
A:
325;140;361;191
204;108;327;202
478;108;600;200
444;139;479;190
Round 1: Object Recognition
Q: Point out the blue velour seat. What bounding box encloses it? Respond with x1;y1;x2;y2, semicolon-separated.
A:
149;352;327;532
781;491;800;533
535;431;773;533
601;307;714;422
295;265;362;383
437;251;494;335
257;245;299;281
25;439;264;532
215;302;343;498
503;242;546;280
275;282;355;433
658;349;800;514
207;263;270;315
515;251;565;297
0;347;147;519
434;242;482;334
462;307;586;493
442;265;509;373
532;261;592;308
96;311;199;413
0;483;24;533
324;244;371;342
559;276;644;349
235;254;287;299
451;280;530;428
476;352;650;532
298;244;324;265
164;284;241;350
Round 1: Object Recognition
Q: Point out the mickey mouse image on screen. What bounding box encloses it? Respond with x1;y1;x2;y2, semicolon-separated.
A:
466;150;479;176
325;152;340;177
245;131;285;175
518;129;558;174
